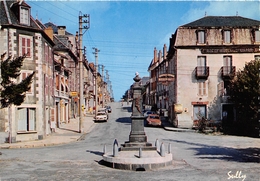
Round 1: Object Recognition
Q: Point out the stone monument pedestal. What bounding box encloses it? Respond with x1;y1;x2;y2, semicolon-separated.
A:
121;116;155;151
102;73;172;171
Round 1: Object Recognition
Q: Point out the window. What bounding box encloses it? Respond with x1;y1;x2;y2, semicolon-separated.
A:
198;81;207;96
193;105;206;120
223;56;232;74
197;56;207;75
217;81;225;97
18;108;36;132
255;30;260;43
65;79;69;93
44;44;52;65
61;77;65;92
20;7;30;25
56;75;59;90
197;30;205;44
45;75;49;96
19;35;33;57
20;71;34;94
44;43;49;64
223;30;231;43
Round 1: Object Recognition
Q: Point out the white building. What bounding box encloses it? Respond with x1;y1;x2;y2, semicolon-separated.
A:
167;16;260;128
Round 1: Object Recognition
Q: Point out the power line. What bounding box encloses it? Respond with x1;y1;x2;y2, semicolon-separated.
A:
48;1;77;18
29;2;77;25
59;1;80;14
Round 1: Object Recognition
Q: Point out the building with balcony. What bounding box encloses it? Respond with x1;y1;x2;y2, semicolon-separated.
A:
147;45;170;113
147;48;159;109
167;16;260;128
36;21;81;129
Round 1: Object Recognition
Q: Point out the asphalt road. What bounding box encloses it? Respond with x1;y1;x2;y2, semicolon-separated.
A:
0;102;259;181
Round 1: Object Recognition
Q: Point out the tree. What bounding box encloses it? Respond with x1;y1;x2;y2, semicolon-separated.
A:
229;59;260;137
0;53;35;108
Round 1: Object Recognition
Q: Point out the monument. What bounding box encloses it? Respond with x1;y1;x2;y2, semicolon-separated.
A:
121;72;154;150
102;73;172;171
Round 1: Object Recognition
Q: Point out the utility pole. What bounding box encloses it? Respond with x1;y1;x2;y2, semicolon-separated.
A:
106;70;109;103
93;47;100;119
102;65;104;107
79;12;90;133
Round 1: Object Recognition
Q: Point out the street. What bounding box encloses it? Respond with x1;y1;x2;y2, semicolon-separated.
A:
0;102;259;181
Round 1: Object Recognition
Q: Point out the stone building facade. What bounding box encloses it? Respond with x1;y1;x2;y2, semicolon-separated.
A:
0;0;55;142
167;16;260;128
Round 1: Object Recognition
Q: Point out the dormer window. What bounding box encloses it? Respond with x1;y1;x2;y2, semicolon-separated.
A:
223;30;231;44
20;7;30;25
10;1;31;26
197;30;206;44
255;29;260;43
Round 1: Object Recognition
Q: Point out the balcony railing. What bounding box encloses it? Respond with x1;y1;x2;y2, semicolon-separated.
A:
195;66;209;79
221;66;235;79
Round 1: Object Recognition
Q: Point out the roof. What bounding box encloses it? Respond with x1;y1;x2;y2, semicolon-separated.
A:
141;76;149;85
44;22;72;35
181;16;260;28
0;0;39;29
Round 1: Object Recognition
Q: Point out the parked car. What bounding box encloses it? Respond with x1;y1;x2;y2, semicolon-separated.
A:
145;114;162;127
98;108;107;114
97;107;109;119
93;112;108;122
143;111;155;118
105;106;112;113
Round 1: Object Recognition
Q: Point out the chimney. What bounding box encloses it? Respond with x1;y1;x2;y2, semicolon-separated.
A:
57;26;66;35
163;44;167;60
153;47;157;63
44;26;53;41
158;50;162;63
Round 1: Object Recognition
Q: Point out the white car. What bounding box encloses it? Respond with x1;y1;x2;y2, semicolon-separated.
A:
94;112;108;122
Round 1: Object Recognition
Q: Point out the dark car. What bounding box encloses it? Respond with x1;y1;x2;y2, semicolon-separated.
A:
105;106;112;113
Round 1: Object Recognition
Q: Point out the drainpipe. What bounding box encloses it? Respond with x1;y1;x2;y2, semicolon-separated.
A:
7;27;12;143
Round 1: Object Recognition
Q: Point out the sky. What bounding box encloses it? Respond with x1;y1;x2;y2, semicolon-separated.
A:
27;0;260;101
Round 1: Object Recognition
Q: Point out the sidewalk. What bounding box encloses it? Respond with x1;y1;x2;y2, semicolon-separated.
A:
0;113;95;149
161;117;195;133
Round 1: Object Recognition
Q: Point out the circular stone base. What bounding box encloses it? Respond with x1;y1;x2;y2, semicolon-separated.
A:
102;150;172;171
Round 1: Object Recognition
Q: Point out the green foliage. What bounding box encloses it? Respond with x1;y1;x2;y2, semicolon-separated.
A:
229;59;260;123
0;53;35;108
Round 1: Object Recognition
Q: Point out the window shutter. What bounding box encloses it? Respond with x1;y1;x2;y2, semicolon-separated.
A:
56;75;59;90
255;30;260;42
22;37;26;55
30;38;33;57
198;31;205;44
20;8;24;24
24;9;29;25
18;108;27;131
29;108;35;131
19;36;22;56
224;31;231;43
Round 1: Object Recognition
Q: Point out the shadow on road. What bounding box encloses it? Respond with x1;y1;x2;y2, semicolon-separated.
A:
164;139;260;163
115;117;131;125
117;106;132;113
86;149;103;156
59;127;79;133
